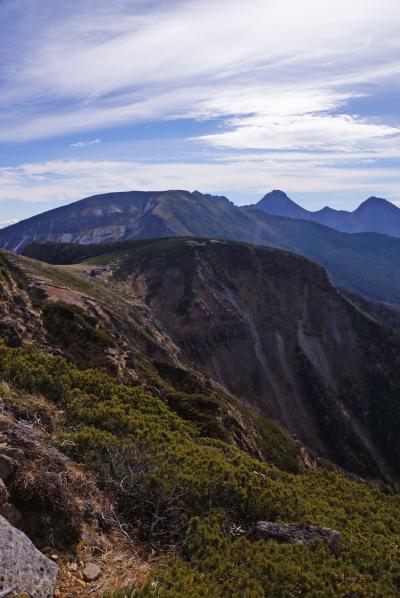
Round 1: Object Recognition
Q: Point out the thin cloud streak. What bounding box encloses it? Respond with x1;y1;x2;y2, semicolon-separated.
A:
70;138;101;148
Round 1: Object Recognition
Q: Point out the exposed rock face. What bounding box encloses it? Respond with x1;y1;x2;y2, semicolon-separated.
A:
109;238;400;481
254;521;341;555
0;257;45;348
0;514;58;597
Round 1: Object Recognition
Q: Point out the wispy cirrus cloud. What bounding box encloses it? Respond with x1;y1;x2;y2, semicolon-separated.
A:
1;0;400;210
2;0;400;143
70;138;100;148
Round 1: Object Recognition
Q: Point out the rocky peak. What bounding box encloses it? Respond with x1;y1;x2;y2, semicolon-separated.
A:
256;190;309;218
356;196;398;212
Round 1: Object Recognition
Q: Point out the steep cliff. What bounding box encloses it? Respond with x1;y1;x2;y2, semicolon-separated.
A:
3;239;400;481
102;238;400;481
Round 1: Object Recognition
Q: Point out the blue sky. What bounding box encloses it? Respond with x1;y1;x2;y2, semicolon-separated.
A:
1;0;400;226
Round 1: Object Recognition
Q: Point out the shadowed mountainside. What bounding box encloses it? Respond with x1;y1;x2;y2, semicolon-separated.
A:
16;238;400;483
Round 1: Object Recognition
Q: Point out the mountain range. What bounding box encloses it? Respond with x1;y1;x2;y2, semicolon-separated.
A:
4;189;400;303
252;189;400;236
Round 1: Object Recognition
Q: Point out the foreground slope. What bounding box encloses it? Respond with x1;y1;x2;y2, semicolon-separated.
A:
1;250;400;596
4;188;400;302
17;238;400;483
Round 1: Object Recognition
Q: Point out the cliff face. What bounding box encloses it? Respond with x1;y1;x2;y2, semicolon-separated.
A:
3;238;400;483
109;238;400;481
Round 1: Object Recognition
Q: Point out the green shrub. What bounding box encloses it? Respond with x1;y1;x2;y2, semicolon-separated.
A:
1;342;400;595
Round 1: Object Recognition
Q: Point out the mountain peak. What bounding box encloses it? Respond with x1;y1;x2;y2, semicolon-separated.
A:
356;196;399;212
261;189;291;201
256;189;309;219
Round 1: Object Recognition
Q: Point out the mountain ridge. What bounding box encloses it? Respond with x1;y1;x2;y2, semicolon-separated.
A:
253;189;400;236
4;188;400;303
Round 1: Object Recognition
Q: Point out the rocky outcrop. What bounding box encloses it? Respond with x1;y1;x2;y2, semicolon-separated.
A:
0;514;58;597
0;257;46;348
253;521;341;556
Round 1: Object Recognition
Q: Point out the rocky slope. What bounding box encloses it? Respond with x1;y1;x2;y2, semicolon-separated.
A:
15;238;400;483
0;247;302;469
100;237;400;482
2;240;400;596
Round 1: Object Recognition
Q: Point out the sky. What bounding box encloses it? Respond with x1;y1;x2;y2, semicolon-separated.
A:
1;0;400;226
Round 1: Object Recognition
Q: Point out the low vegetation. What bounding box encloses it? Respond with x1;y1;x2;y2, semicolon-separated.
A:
1;340;400;596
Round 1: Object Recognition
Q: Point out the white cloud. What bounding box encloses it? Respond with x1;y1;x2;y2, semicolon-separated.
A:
1;157;399;208
1;0;400;205
199;113;400;151
70;138;100;148
1;0;400;146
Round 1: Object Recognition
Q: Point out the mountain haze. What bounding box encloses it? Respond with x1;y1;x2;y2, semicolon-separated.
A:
254;190;400;236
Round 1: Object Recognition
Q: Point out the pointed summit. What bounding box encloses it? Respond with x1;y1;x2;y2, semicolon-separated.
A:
255;190;309;219
356;196;398;211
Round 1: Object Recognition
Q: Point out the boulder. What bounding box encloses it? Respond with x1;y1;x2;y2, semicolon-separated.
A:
82;562;102;582
254;521;341;556
0;514;58;597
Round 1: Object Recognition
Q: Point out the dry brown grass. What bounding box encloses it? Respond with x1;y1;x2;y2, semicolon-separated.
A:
54;528;169;597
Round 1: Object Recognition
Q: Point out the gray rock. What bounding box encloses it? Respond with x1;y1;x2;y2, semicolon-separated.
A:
254;521;341;556
0;454;15;481
0;514;58;597
82;562;102;582
0;479;8;506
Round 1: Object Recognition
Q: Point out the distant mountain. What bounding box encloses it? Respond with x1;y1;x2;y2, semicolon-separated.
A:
5;188;400;303
253;190;400;236
0;190;237;253
252;189;310;219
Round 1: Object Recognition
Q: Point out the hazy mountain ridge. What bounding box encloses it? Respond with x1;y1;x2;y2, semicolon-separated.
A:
253;189;400;236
